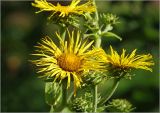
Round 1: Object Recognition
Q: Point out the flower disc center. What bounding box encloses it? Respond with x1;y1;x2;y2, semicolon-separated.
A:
58;53;81;72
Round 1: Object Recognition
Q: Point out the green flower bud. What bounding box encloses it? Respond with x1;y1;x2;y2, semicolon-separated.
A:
70;92;93;112
106;99;135;112
107;66;135;80
47;14;80;28
71;97;88;112
82;71;106;86
101;13;119;25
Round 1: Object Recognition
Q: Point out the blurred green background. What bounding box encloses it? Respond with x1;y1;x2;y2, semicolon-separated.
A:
1;1;159;112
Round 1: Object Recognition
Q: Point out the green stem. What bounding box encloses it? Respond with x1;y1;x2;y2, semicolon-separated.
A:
50;105;54;113
93;0;99;21
100;78;120;105
95;36;101;47
92;1;101;112
67;91;74;103
93;0;101;48
93;85;98;112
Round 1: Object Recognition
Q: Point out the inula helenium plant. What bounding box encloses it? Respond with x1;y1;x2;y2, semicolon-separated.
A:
30;0;154;112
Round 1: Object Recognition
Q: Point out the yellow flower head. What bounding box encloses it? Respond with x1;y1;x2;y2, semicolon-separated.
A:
31;30;104;95
32;0;96;18
105;46;154;72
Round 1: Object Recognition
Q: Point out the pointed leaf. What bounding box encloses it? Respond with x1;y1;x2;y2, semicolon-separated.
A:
101;32;122;41
45;82;62;106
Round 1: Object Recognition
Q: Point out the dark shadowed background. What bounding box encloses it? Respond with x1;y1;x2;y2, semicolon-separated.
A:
1;0;159;112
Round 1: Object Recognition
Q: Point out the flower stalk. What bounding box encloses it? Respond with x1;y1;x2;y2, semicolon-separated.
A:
99;78;120;105
92;0;101;112
95;36;101;48
50;105;54;113
93;85;98;112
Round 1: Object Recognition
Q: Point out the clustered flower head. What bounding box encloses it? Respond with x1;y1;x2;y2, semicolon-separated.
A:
31;30;105;95
32;0;96;19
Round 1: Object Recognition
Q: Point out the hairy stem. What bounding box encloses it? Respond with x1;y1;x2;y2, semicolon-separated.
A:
93;85;98;112
95;36;101;47
92;0;101;112
50;105;54;113
93;0;99;21
67;91;74;103
99;78;120;105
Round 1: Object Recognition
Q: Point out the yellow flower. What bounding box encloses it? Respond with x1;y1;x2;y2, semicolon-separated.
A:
105;46;154;72
31;30;104;95
32;0;96;18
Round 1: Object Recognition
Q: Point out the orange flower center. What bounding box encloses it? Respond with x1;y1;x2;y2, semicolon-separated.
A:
57;53;81;72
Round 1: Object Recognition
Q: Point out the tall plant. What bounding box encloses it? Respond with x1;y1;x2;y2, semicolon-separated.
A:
30;0;154;112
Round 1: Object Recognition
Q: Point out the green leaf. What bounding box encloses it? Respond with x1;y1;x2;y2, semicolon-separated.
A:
101;32;122;41
61;107;72;113
45;82;62;106
97;106;106;112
